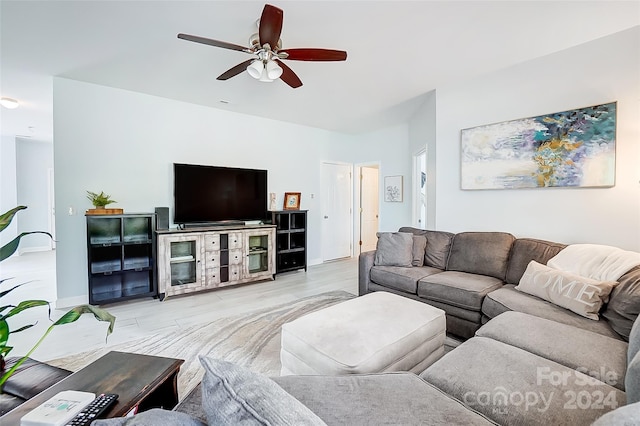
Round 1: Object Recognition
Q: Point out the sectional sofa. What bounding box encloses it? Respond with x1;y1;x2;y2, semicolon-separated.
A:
103;228;640;425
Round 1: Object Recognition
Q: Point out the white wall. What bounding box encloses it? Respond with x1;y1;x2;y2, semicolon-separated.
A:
53;78;411;304
0;135;18;247
16;138;53;251
431;27;640;250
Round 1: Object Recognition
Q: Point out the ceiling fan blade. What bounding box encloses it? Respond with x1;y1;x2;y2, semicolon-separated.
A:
279;48;347;61
258;4;283;49
217;59;255;80
276;60;302;88
178;33;250;53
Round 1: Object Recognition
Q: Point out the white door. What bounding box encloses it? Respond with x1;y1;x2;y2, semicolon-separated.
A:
360;166;379;253
321;162;352;261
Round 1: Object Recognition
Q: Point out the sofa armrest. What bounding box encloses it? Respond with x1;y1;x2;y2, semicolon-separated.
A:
358;251;376;296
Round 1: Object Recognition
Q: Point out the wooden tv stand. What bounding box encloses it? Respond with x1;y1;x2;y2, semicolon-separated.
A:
156;224;276;299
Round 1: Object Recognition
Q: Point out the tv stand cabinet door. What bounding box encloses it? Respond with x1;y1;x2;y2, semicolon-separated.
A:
158;233;205;297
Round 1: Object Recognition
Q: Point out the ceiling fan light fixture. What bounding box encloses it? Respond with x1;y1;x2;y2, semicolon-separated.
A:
265;60;283;80
246;60;264;79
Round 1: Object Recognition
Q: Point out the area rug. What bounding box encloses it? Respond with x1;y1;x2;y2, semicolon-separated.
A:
48;290;355;400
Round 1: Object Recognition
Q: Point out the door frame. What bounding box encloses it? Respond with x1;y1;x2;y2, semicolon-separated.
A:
354;162;380;254
321;161;354;262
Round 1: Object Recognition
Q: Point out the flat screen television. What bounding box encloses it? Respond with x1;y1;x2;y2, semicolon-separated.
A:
173;163;267;225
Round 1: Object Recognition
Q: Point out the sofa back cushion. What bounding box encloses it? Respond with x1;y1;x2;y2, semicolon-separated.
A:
446;232;515;280
374;232;413;267
398;227;454;270
505;238;566;284
626;315;640;403
602;266;640;341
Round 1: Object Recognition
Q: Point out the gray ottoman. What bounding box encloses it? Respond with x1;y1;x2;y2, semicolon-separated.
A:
280;291;446;375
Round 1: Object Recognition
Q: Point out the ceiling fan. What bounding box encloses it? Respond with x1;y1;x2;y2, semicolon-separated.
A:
177;4;347;88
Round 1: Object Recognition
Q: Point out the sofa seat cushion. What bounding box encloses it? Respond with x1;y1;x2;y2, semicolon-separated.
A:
446;232;515;280
421;336;625;426
482;285;620;339
370;265;443;294
273;372;496;426
418;271;503;312
476;312;628;391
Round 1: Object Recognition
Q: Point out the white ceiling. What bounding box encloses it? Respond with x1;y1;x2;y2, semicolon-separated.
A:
1;1;639;141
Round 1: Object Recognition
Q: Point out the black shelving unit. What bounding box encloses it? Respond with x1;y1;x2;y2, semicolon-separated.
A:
86;213;156;304
271;210;307;274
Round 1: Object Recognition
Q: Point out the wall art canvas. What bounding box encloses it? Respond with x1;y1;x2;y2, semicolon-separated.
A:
384;176;403;202
461;102;616;190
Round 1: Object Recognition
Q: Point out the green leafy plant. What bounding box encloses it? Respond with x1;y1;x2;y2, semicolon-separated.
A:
0;206;115;390
86;191;117;208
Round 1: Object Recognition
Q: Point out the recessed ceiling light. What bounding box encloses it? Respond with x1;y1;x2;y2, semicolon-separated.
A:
0;97;19;109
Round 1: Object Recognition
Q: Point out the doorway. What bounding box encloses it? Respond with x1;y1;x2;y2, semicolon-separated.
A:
321;162;352;261
414;150;427;229
358;165;379;253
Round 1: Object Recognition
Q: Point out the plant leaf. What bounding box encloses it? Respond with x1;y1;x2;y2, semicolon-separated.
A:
1;232;53;262
53;305;116;338
0;319;8;347
0;300;49;321
0;206;27;233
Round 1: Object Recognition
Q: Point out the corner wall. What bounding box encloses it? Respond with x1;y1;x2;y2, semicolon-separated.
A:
432;27;640;250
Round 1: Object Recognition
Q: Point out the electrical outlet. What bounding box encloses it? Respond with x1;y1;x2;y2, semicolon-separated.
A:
68;206;75;215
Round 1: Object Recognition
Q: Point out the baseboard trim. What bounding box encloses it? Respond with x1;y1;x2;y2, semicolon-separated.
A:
55;295;88;310
308;257;323;266
18;246;53;255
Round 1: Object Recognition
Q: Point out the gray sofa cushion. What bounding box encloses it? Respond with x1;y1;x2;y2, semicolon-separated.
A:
412;235;427;266
421;336;626;426
591;401;640;425
374;232;413;267
273;372;497;425
370;265;442;294
93;409;205;426
418;271;503;312
602;266;640;341
505;238;566;284
398;227;454;270
476;311;628;391
482;284;621;339
199;356;326;425
630;315;640;365
446;232;515;280
628;351;640;405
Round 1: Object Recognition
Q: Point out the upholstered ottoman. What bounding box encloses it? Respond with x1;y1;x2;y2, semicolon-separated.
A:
280;291;446;375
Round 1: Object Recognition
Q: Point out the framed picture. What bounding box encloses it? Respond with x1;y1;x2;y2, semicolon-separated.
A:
384;176;403;202
461;102;616;190
283;192;301;210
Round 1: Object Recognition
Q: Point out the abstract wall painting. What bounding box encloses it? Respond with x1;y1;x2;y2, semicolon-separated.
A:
460;102;616;190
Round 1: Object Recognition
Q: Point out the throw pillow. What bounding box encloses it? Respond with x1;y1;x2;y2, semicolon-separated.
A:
412;235;427;267
516;261;619;320
91;408;205;426
199;356;327;426
374;232;413;267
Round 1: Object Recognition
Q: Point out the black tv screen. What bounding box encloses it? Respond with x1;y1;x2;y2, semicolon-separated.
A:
173;163;267;224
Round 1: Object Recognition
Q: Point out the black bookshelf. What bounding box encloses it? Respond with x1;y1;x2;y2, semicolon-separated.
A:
270;210;307;274
86;213;156;304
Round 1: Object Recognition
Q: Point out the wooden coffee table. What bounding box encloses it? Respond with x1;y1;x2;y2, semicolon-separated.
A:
1;351;184;422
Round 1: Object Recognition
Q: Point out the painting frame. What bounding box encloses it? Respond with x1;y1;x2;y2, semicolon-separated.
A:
460;102;617;190
283;192;301;210
384;176;403;202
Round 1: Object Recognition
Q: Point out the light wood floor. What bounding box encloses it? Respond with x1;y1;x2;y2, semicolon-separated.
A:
2;250;357;361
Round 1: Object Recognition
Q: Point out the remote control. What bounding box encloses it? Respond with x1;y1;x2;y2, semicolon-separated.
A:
66;393;118;426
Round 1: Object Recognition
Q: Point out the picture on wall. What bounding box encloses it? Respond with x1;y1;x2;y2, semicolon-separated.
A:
460;102;616;190
384;176;403;202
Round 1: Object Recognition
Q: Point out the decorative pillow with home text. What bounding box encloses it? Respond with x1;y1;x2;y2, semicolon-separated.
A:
516;261;619;320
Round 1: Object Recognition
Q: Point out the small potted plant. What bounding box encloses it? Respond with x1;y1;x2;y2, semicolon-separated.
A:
86;191;117;210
